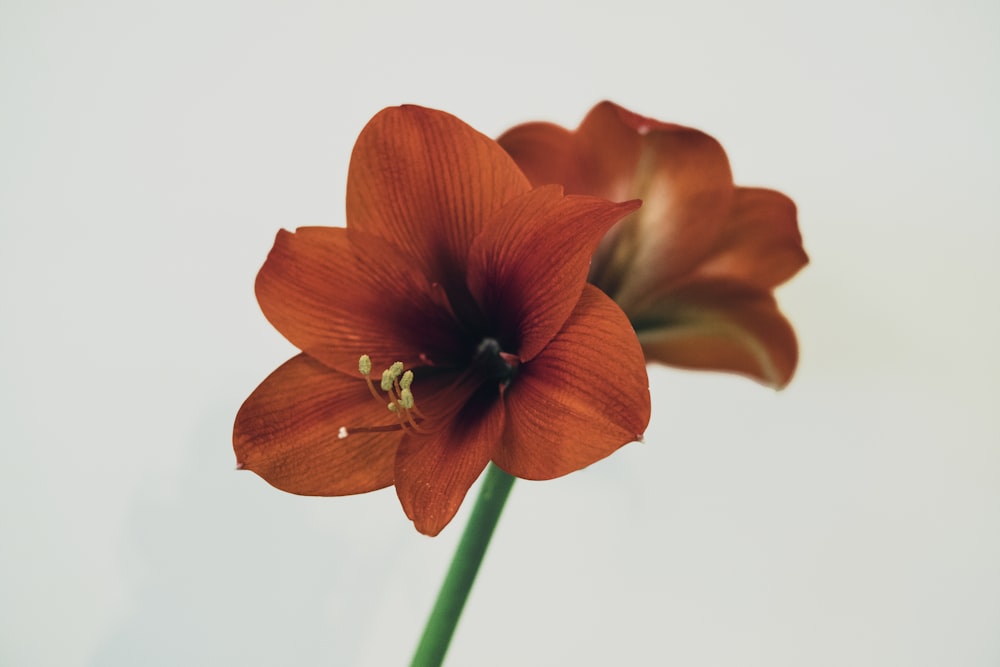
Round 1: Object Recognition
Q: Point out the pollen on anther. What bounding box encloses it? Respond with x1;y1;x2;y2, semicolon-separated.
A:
358;355;372;376
399;388;414;410
380;369;394;391
338;426;349;439
400;370;414;390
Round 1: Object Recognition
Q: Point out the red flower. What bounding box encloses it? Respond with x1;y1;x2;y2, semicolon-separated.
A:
499;102;808;388
233;106;651;536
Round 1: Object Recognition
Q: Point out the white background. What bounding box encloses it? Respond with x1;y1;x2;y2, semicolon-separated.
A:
2;1;998;665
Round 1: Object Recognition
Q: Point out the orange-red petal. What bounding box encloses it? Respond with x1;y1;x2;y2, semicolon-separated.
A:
467;184;640;361
572;102;678;200
496;120;580;191
346;105;531;291
494;285;650;480
233;354;401;495
632;280;799;388
502;102;737;309
580;104;735;308
255;227;465;375
394;387;505;536
691;187;809;289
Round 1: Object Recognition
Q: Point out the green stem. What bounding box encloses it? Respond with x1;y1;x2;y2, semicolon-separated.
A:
410;463;516;667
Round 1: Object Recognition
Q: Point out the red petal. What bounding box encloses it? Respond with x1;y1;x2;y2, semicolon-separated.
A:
500;102;663;199
494;285;650;480
577;103;735;309
691;187;809;289
255;227;465;374
346;105;530;291
233;354;401;496
394;386;505;536
501;102;736;311
632;280;800;388
496;120;581;190
572;102;667;200
467;185;640;361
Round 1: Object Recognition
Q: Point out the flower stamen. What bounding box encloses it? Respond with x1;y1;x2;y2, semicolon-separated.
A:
354;355;430;435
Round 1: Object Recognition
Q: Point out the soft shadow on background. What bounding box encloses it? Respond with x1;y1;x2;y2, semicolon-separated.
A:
2;1;998;665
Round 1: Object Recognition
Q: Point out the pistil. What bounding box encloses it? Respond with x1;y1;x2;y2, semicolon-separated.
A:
475;338;519;386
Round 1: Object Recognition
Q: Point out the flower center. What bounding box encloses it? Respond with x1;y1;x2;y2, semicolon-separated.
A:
474;337;519;387
338;342;518;441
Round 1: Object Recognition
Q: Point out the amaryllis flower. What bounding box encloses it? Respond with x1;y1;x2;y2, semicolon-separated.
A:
498;102;808;388
234;106;650;536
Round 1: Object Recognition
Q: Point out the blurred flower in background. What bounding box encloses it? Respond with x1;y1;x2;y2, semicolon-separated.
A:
500;101;809;388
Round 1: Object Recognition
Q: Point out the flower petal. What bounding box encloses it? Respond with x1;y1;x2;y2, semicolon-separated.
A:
691;187;809;289
233;354;401;496
500;102;682;202
502;102;736;310
394;386;505;536
579;103;735;308
494;285;650;480
255;226;466;374
467;184;640;361
631;280;799;388
346;105;530;292
496;120;581;191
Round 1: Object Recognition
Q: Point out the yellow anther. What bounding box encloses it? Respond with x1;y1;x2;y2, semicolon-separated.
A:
381;361;405;391
399;388;414;410
358;355;372;376
380;369;394;392
400;370;414;390
387;402;398;412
